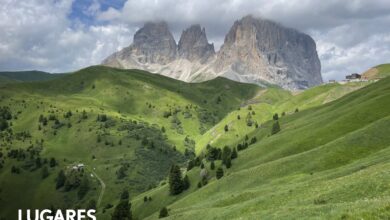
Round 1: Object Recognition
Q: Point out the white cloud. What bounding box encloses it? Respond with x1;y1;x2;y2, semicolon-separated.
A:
98;0;390;80
0;0;133;72
1;0;390;80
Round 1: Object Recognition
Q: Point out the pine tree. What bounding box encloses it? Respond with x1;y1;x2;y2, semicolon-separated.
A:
224;124;229;132
41;166;49;179
187;160;194;171
35;157;42;168
231;148;238;159
246;112;253;126
222;146;232;166
271;121;281;135
169;164;183;195
237;143;243;151
210;161;215;170
159;207;168;218
216;167;224;179
78;175;90;199
250;137;257;145
0;119;8;131
182;175;190;190
49;157;57;167
56;170;66;189
120;189;129;200
225;158;232;169
112;200;132;220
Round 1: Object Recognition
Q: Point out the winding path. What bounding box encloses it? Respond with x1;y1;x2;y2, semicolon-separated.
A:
90;168;106;207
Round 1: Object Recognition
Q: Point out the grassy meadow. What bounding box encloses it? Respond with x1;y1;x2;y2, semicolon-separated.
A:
0;65;389;219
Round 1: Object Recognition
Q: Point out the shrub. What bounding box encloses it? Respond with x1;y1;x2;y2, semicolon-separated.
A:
159;207;168;218
271;121;281;135
216;167;224;179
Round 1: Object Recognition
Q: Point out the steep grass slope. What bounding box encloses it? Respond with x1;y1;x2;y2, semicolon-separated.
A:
132;77;390;220
195;81;369;153
0;65;385;220
0;66;260;219
362;63;390;79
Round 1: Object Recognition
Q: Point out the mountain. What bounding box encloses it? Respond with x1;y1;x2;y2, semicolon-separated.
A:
178;24;215;63
102;15;322;90
214;16;322;89
103;22;217;83
0;70;66;82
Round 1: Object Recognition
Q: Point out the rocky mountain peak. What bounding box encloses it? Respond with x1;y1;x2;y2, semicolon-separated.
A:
102;15;323;90
178;24;215;63
215;15;322;89
130;21;177;65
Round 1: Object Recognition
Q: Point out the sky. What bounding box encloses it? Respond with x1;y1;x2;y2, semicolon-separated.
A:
1;0;390;81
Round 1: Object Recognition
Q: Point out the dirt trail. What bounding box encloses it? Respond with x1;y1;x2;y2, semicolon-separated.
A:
90;168;106;207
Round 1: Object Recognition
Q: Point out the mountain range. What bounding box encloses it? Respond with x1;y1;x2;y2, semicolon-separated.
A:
102;15;323;90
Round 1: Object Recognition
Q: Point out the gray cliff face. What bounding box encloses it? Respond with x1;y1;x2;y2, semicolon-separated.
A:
130;21;177;64
214;15;322;89
103;22;177;67
178;25;215;63
102;16;323;90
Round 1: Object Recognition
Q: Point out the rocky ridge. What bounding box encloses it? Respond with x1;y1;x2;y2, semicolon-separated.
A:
102;15;323;90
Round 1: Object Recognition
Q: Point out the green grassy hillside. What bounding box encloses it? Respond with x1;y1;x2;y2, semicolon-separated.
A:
375;64;390;78
0;65;387;220
0;66;260;219
131;77;390;220
362;63;390;79
195;81;369;153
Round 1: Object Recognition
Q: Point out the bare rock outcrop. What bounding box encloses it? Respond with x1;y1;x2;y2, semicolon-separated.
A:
102;15;323;90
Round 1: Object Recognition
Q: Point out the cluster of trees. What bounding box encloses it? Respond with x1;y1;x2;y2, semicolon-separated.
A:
185;144;239;188
97;114;108;122
11;165;21;173
168;164;190;195
246;112;254;127
197;108;218;134
55;169;90;199
112;190;132;220
64;110;73;118
0;106;12;131
216;167;224;179
116;163;130;179
38;115;48;126
7;146;54;174
205;145;238;165
187;144;239;174
143;196;152;202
